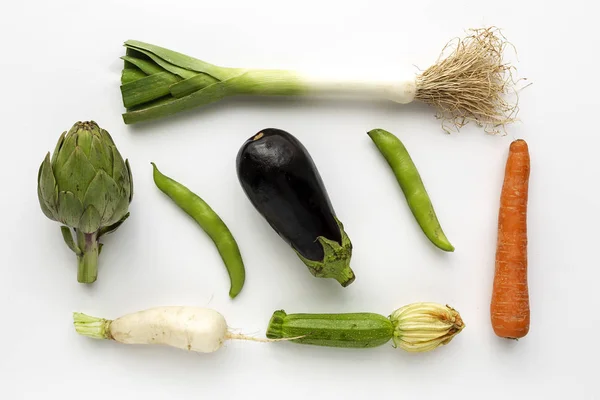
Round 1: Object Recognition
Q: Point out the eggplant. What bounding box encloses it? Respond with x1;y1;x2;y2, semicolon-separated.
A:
236;128;355;287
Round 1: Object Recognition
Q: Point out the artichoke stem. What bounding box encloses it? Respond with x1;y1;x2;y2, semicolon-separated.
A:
76;231;100;284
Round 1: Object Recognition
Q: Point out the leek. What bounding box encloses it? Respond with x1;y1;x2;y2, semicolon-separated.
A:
120;27;522;133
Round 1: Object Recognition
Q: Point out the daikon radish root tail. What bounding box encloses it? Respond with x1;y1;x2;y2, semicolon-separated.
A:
224;332;301;342
416;27;523;134
490;139;530;339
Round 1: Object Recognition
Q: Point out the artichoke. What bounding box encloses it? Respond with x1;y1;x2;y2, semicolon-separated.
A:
37;121;133;283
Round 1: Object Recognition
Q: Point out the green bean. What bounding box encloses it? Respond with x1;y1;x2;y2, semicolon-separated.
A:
367;129;454;252
151;162;246;298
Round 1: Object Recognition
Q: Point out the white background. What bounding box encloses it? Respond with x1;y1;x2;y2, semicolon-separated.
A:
1;0;597;399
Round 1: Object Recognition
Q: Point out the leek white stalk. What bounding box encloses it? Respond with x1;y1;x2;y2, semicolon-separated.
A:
120;27;522;133
73;306;287;353
296;71;417;104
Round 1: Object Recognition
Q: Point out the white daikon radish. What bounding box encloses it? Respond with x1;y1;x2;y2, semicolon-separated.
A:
73;306;282;353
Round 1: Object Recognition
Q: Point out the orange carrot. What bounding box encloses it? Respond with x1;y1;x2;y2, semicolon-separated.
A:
490;139;530;339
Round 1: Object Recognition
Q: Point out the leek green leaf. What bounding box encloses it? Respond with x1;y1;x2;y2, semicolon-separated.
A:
121;67;147;85
125;40;225;78
121;55;164;75
170;73;219;98
123;81;231;124
121;71;180;108
125;46;197;79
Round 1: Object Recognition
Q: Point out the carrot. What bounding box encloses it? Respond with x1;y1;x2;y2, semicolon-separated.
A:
490;139;530;339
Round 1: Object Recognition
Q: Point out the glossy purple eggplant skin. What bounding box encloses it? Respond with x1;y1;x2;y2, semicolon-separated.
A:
236;128;342;261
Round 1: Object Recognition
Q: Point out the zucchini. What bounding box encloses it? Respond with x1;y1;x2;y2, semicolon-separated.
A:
266;310;393;348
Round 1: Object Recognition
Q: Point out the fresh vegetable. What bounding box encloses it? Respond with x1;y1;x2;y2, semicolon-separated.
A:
37;121;133;283
367;129;454;252
236;128;354;287
490;139;530;339
390;303;464;352
73;306;288;353
119;27;520;134
152;163;245;299
267;302;465;352
266;311;393;348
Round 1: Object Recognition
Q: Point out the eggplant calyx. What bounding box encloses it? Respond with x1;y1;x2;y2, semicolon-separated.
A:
295;218;355;287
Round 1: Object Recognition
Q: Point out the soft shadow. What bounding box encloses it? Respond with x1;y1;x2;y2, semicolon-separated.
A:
493;335;522;350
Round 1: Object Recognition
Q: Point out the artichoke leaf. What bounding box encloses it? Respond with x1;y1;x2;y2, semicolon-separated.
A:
92;171;120;223
51;131;66;165
82;170;107;219
106;195;130;226
58;191;84;227
100;127;116;147
125;159;133;202
38;153;58;211
99;212;130;238
60;226;81;254
79;205;102;234
52;185;59;215
75;123;95;157
38;182;56;220
89;134;112;175
111;147;129;187
54;128;79;170
37;161;58;220
55;147;97;202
